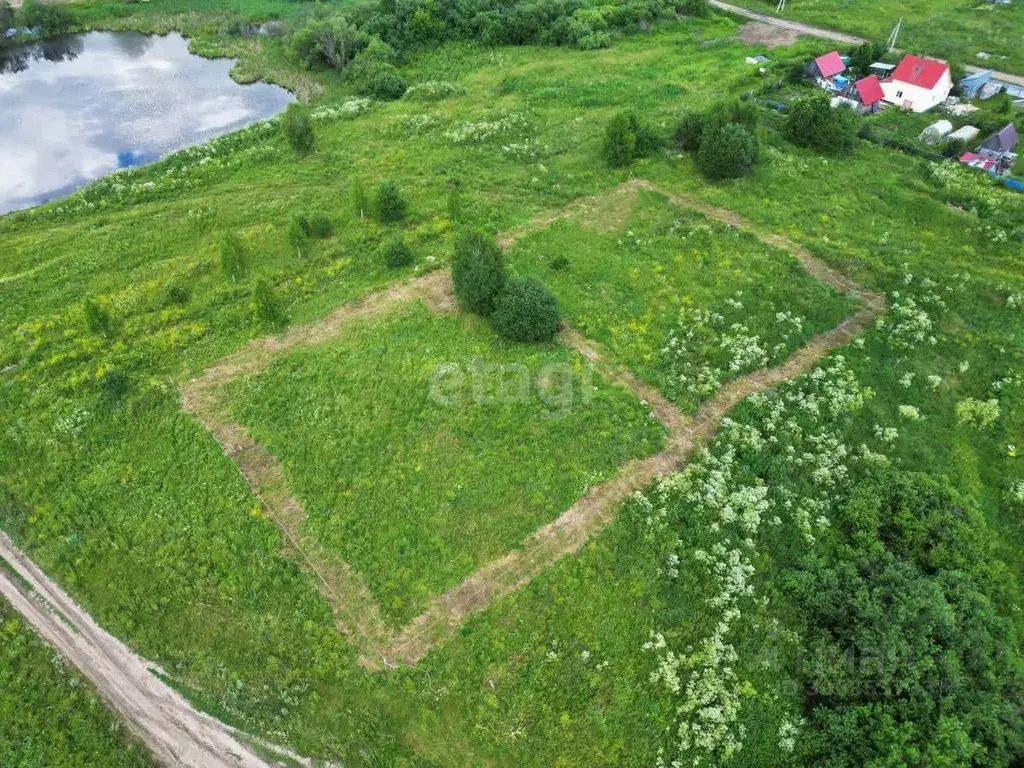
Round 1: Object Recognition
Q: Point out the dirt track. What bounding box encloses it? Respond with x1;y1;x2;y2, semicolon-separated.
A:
0;533;297;767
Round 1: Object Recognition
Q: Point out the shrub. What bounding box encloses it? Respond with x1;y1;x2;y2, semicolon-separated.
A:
286;217;308;258
383;236;413;268
295;211;333;238
955;398;1000;429
291;16;366;70
492;277;562;342
674;110;707;151
697;122;759;180
16;0;73;33
675;100;757;152
82;297;112;337
549;255;569;271
452;230;507;316
252;278;285;328
163;282;190;306
603;113;637;167
447;187;462;224
603;111;661;167
347;38;406;100
374;181;408;222
281;104;315;155
943;138;969;159
680;0;708;17
99;369;128;402
785;92;857;155
220;232;247;281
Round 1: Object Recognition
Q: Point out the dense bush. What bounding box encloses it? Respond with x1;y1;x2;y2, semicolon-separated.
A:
785;92;857;155
696;122;759;180
789;472;1024;767
15;0;74;34
346;38;406;100
383;235;413;268
291;16;366;70
285;217;308;258
219;232;247;281
603;111;661;167
680;0;709;17
281;104;315;155
492;277;562;342
292;211;333;239
674;100;757;152
452;230;507;316
374;180;408;222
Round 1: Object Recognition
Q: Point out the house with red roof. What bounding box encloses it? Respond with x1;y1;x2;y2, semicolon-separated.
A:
880;55;953;113
806;51;846;81
854;75;885;113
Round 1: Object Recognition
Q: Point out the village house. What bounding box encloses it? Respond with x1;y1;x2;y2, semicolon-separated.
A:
880;55;953;112
853;75;885;113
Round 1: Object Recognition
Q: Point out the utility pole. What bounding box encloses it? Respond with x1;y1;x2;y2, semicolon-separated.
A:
886;18;902;52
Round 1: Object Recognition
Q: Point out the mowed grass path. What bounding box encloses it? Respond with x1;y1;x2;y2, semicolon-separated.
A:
509;188;858;412
222;304;666;626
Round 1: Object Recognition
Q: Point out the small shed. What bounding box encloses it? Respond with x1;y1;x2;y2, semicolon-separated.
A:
959;70;993;99
855;75;886;113
807;51;846;80
919;119;953;144
869;62;895;76
978;123;1019;156
947;125;980;144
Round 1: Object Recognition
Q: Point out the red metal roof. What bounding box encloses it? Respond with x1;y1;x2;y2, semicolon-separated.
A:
855;75;885;105
959;152;996;171
814;51;846;78
890;55;949;90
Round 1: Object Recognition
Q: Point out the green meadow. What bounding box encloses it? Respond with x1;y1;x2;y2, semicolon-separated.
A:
1;2;1024;766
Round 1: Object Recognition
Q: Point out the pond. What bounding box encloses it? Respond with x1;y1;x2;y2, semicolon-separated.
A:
0;31;294;215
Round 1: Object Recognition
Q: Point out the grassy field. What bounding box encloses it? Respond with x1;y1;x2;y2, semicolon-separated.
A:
222;304;664;625
2;5;1024;766
508;187;858;411
0;596;153;767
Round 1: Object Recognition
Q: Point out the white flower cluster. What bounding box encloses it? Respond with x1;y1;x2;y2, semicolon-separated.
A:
309;99;371;121
644;355;875;765
443;111;531;144
402;80;466;101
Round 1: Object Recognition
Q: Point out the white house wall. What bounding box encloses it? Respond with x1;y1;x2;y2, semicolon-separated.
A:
881;71;953;112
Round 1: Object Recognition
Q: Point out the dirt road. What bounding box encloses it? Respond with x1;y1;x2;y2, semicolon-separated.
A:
710;0;1023;83
0;532;288;768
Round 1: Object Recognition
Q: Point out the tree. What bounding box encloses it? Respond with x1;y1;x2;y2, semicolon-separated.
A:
351;178;368;220
681;0;709;17
696;122;758;180
603;113;637;168
346;37;406;100
785;92;857;155
281;104;315;155
674;100;757;153
16;0;73;34
603;111;661;167
291;16;366;70
383;236;413;268
374;180;407;222
491;277;562;342
452;231;507;316
220;232;247;281
251;279;285;328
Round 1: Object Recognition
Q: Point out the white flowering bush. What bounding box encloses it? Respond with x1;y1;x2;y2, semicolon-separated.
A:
444;111;532;144
402;80;466;101
955;397;1000;428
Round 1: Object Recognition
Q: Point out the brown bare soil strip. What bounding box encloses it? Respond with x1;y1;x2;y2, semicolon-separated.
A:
735;20;800;49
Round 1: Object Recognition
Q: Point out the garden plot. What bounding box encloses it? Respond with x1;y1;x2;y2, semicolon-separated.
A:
180;271;670;666
508;185;859;412
220;303;665;629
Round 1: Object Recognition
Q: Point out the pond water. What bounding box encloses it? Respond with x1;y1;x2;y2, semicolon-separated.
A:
0;31;293;215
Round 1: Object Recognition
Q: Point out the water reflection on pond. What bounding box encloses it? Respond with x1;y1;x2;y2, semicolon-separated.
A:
0;31;293;214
